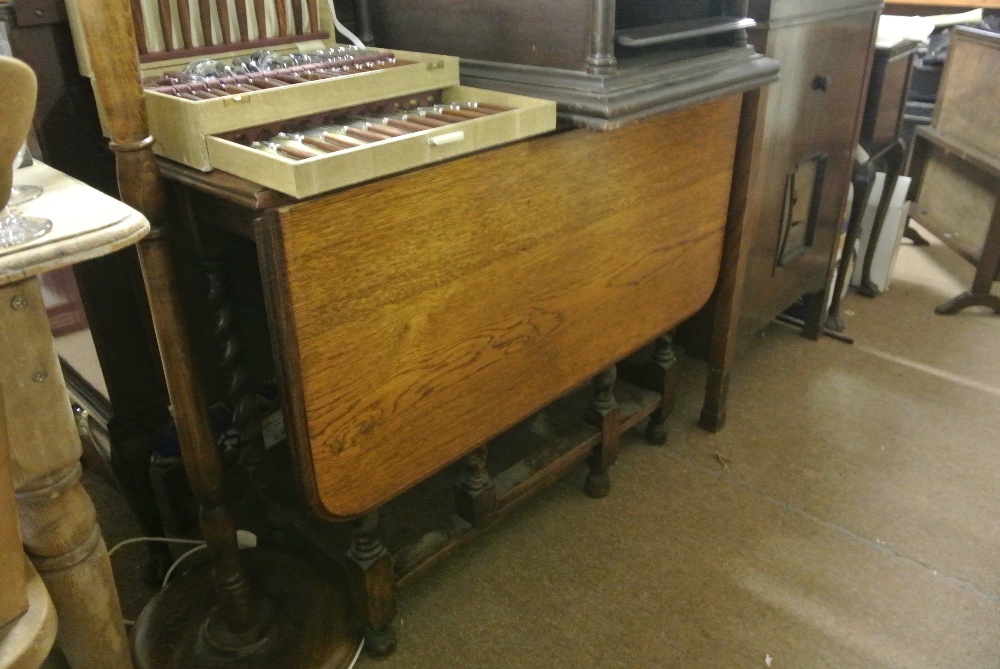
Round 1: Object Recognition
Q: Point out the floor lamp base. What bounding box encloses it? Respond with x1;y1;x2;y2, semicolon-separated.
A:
132;547;360;669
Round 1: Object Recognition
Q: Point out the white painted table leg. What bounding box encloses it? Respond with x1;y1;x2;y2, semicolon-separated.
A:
0;278;132;669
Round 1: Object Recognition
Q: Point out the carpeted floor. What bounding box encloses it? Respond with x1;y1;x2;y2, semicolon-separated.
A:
78;224;1000;668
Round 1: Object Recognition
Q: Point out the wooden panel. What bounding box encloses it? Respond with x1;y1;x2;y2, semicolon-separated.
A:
263;96;742;520
740;19;827;343
871;58;911;147
808;10;879;264
915;148;996;255
368;0;595;70
748;0;881;23
738;8;877;347
935;29;1000;159
863;46;918;149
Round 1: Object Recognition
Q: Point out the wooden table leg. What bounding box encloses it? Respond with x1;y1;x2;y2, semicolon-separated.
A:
0;556;57;669
0;384;28;629
0;278;132;669
827;160;874;332
346;511;397;658
455;447;497;526
935;200;1000;316
618;335;677;442
584;364;620;499
645;335;678;445
698;88;769;434
857;141;906;298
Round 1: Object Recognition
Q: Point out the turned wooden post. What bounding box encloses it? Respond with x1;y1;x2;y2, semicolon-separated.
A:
178;192;258;448
645;334;678;445
204;260;257;439
731;0;751;47
2;279;133;669
586;0;617;74
0;388;28;629
0;86;25;613
354;0;375;44
455;446;497;526
617;332;679;444
346;511;398;657
74;0;262;640
584;364;620;498
1;54;132;668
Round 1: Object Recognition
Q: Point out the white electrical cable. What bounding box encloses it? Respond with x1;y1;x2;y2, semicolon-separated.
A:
108;536;208;626
346;637;365;669
162;543;209;587
110;533;364;659
327;0;366;47
107;535;205;558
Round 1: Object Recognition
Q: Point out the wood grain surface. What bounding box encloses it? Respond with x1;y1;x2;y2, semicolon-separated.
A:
262;96;742;520
0;385;28;628
935;29;1000;159
737;8;877;347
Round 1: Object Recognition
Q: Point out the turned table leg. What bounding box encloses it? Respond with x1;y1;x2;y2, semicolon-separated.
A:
455;446;497;526
0;380;28;629
346;511;398;658
645;335;678;445
1;278;132;669
585;364;621;499
618;335;679;442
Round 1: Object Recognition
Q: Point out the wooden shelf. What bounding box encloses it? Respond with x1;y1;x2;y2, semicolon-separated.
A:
915;125;1000;180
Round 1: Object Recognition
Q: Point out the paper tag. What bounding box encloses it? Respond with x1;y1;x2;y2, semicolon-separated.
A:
261;410;286;450
0;22;12;57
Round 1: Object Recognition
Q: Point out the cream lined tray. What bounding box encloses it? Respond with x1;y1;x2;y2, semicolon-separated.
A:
66;0;556;198
144;49;461;171
206;86;556;198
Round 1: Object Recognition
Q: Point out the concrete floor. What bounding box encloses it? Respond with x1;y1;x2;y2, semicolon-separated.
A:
79;227;1000;668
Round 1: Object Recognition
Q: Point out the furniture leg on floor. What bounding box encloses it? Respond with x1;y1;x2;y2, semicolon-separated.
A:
1;279;132;669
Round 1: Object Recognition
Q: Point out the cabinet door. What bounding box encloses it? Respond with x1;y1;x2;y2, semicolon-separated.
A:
738;10;877;347
740;20;833;342
805;10;880;293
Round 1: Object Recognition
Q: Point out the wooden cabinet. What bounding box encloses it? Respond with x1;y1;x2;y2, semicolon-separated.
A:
682;0;880;430
740;3;879;347
861;41;921;151
907;27;1000;316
